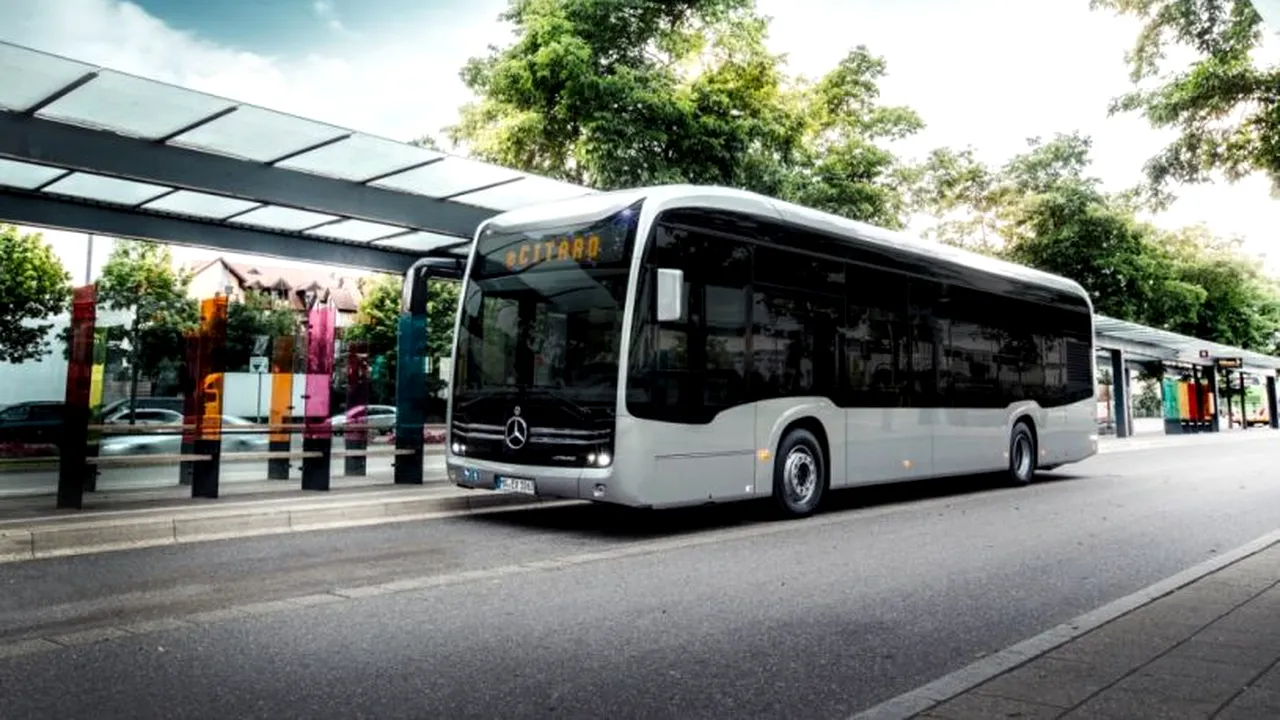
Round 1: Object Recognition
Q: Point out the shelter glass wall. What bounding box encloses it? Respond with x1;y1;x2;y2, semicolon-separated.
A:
0;231;451;509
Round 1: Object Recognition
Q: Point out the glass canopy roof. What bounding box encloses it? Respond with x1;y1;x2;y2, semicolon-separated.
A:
1094;315;1280;372
0;40;597;264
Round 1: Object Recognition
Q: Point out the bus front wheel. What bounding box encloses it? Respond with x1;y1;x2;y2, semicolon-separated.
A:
1007;421;1037;486
772;428;826;518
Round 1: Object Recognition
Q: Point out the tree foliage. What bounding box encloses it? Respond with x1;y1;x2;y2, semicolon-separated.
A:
224;291;297;372
0;224;72;364
1091;0;1280;198
345;275;460;402
447;0;921;227
909;133;1280;351
96;240;200;408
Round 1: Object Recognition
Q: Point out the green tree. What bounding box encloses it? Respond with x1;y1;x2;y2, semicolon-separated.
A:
1002;182;1181;323
345;275;460;403
908;133;1280;348
1155;225;1280;347
907;133;1104;255
446;0;921;228
224;291;297;372
96;240;199;416
1091;0;1280;199
903;146;1003;254
1135;378;1162;417
0;224;72;364
425;280;460;366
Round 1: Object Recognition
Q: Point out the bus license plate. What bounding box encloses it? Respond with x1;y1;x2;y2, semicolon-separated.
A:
497;476;536;495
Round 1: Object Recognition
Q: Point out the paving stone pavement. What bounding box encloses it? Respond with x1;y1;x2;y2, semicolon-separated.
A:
915;542;1280;719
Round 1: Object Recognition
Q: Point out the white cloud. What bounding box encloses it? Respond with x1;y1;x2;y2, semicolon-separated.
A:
312;1;348;34
0;0;507;142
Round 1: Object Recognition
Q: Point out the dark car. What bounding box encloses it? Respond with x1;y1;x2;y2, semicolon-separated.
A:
0;400;65;456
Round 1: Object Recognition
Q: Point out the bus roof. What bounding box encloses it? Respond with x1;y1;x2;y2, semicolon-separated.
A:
480;183;1093;310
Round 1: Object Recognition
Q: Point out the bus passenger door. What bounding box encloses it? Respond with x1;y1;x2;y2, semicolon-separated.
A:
841;272;932;484
631;223;757;504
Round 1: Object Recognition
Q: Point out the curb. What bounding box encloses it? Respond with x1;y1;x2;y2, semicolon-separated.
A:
1097;430;1279;455
0;489;579;564
849;527;1280;720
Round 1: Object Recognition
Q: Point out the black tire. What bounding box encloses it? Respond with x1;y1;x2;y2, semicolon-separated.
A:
1007;421;1037;486
772;428;826;518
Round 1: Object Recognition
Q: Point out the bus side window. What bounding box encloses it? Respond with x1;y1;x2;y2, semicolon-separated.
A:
627;221;753;424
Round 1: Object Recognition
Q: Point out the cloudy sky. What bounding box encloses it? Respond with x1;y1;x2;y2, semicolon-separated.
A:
1;0;1278;275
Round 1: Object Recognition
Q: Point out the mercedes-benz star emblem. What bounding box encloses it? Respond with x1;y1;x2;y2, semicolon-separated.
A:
504;414;528;450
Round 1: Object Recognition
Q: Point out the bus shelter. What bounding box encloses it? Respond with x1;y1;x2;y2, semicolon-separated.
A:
1093;316;1280;438
0;40;595;508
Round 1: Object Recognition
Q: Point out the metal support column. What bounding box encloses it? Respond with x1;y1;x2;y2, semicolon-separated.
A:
1267;376;1279;430
267;334;295;480
300;305;335;491
1204;366;1220;432
57;285;97;510
191;296;227;499
1109;348;1129;438
393;257;463;485
343;341;369;477
393;312;426;485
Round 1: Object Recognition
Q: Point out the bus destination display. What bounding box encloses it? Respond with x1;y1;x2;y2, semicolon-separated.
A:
483;229;627;273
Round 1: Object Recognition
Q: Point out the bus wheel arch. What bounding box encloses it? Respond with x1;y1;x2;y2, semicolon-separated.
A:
771;417;829;518
1007;416;1038;486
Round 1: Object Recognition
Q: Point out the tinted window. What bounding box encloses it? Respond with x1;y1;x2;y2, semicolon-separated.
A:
843;266;911;407
627;222;752;423
627;208;1094;417
750;289;841;400
939;286;1001;407
908;280;942;406
754;245;847;297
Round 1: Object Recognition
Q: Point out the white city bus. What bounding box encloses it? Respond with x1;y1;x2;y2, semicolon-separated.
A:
443;185;1098;517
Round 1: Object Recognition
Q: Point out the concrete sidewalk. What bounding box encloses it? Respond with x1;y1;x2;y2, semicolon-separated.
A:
859;536;1280;719
0;478;572;565
1098;427;1279;455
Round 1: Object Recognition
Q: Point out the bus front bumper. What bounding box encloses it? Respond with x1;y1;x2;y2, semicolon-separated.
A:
446;456;621;503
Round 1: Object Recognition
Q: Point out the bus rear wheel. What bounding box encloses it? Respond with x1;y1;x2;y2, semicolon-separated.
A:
772;428;826;518
1007;421;1037;486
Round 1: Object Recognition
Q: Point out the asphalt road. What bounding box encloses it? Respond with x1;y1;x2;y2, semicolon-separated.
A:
1;435;1279;719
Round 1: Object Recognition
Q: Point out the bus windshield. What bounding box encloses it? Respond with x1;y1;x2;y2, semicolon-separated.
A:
452;207;638;407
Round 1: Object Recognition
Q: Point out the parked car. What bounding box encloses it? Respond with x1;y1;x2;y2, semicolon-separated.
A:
328;405;397;436
0;400;64;455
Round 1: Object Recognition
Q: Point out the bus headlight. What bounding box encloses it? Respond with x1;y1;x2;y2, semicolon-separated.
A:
587;451;611;467
451;442;466;455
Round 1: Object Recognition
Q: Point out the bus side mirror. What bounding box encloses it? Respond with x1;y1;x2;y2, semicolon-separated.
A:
656;268;684;322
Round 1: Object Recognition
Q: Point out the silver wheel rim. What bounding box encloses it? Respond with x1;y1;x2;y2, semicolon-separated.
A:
784;447;818;507
1013;433;1033;480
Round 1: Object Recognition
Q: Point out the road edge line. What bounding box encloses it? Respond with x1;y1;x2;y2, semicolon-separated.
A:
848;528;1280;720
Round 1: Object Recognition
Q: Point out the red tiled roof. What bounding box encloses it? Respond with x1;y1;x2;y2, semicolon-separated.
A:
188;257;369;312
